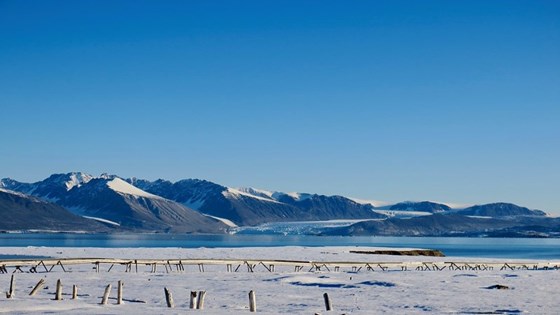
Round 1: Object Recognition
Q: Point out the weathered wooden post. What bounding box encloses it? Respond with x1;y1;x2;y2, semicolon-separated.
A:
29;278;46;296
54;279;63;301
72;285;78;299
323;293;332;311
101;284;112;305
197;290;206;310
164;287;174;308
117;280;123;305
249;290;257;312
6;274;15;298
190;291;198;309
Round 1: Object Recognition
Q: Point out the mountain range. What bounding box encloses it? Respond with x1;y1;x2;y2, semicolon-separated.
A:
1;172;556;236
323;213;560;237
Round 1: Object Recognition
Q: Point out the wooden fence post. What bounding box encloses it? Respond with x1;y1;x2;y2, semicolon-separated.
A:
6;274;15;298
197;290;206;310
164;287;174;308
54;279;63;301
190;291;198;309
117;280;123;305
72;285;78;299
101;284;112;305
249;290;257;312
323;293;332;311
29;278;45;296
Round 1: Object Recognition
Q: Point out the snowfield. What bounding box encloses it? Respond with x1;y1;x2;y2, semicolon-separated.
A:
0;246;558;314
107;178;163;199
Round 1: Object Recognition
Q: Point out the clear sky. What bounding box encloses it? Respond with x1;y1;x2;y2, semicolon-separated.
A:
1;1;559;213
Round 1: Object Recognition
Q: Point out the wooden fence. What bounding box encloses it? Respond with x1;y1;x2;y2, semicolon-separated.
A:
1;257;559;274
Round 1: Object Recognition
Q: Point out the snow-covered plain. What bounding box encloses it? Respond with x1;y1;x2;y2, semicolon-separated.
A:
1;246;558;314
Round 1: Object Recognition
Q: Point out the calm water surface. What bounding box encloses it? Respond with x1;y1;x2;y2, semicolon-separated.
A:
0;234;558;260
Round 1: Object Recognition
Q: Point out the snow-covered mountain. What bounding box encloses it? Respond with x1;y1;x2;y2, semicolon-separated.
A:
389;201;452;213
324;213;559;237
1;172;93;201
2;172;553;234
0;188;109;232
2;173;227;233
456;203;547;217
128;179;386;226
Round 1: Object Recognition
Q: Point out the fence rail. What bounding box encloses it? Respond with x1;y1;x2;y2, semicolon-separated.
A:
1;257;559;274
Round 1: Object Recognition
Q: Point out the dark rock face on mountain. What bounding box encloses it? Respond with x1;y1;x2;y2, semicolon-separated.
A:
324;213;559;237
129;178;226;209
389;201;451;213
130;178;386;226
0;189;109;232
65;178;228;233
456;203;546;217
128;178;270;225
1;172;93;201
273;193;385;221
325;214;517;236
0;178;33;193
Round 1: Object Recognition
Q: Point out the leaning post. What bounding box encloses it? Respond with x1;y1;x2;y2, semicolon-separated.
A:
29;278;46;296
6;274;15;298
101;284;112;305
323;292;332;311
164;287;175;308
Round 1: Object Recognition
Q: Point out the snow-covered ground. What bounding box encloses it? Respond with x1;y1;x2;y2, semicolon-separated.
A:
0;246;558;314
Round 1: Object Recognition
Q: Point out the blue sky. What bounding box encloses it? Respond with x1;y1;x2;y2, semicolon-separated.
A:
1;1;559;213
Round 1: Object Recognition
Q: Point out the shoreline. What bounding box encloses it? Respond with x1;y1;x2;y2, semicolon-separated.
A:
1;246;559;265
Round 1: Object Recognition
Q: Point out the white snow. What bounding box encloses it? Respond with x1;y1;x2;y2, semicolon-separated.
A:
0;246;558;314
237;187;276;200
434;201;473;209
349;197;394;207
237;188;317;203
283;192;313;201
81;216;121;226
373;209;433;218
0;188;48;204
64;173;93;191
107;178;162;199
203;214;238;227
224;188;282;204
0;187;32;199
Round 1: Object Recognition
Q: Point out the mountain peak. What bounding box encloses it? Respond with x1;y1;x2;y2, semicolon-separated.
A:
99;173;117;180
389;201;452;213
42;172;94;191
458;202;547;217
64;172;94;190
0;178;20;189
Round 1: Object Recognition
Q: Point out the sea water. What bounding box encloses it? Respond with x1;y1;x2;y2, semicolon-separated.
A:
0;233;559;260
